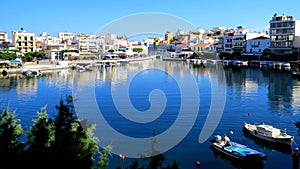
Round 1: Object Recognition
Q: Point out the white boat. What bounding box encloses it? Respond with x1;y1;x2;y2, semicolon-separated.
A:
76;65;86;72
21;69;42;76
234;60;248;66
210;135;266;162
207;59;217;64
243;122;294;146
280;62;291;70
193;59;207;65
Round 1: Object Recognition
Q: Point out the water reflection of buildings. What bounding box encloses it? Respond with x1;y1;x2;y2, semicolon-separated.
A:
225;68;264;94
45;70;74;89
16;77;38;97
268;71;293;113
224;67;299;114
291;81;300;114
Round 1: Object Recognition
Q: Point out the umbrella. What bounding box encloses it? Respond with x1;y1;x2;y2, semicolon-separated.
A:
10;58;22;62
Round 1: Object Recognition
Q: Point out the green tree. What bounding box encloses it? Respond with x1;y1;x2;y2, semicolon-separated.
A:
23;51;46;61
0;96;112;169
24;105;54;168
95;145;113;169
133;48;143;53
219;51;231;60
0;107;24;169
51;95;106;169
51;96;87;168
0;52;17;60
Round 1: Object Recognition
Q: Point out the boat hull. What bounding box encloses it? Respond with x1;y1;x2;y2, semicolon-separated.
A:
243;129;292;154
210;142;266;169
210;142;266;161
243;123;294;146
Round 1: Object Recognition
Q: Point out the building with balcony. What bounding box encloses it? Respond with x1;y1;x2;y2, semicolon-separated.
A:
269;14;300;56
87;35;105;55
42;35;66;60
12;29;36;53
165;31;173;44
58;32;75;45
76;33;89;54
0;32;7;44
245;36;270;55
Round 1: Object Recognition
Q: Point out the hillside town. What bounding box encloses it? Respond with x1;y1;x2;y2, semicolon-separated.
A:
0;13;299;63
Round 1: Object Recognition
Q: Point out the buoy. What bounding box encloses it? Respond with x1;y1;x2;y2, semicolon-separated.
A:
119;154;125;161
196;161;201;167
248;112;251;116
230;131;234;135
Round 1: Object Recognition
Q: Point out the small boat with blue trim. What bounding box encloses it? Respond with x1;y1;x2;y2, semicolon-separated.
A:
210;135;266;162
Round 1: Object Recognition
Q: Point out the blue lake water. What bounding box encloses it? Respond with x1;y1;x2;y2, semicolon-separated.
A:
0;59;300;169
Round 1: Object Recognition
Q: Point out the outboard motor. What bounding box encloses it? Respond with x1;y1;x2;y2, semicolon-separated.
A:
214;135;222;143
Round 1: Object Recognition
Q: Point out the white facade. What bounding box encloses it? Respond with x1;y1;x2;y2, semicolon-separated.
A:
245;36;270;54
87;35;105;54
43;36;66;60
12;29;36;53
0;32;7;44
58;32;75;45
269;14;300;54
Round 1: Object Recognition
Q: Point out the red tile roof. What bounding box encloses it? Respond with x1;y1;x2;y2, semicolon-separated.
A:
177;43;188;47
193;43;209;47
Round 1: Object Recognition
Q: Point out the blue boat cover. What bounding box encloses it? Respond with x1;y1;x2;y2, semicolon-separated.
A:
226;145;264;156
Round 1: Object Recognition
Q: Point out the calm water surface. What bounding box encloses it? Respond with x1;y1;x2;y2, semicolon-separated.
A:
0;59;300;169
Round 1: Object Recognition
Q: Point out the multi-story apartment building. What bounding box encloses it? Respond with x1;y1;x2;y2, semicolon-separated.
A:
269;14;300;55
217;29;235;53
76;33;88;54
218;26;267;54
58;32;75;46
43;35;66;60
12;29;36;53
165;31;173;44
87;35;105;54
0;32;7;44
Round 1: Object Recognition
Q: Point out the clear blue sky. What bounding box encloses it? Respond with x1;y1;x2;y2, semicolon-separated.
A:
2;0;300;38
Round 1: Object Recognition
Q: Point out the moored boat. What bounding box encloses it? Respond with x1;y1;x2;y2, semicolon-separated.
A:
243;122;294;146
210;135;266;162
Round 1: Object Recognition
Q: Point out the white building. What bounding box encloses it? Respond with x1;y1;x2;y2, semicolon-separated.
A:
245;36;270;54
104;34;117;51
43;35;66;60
218;26;268;54
0;32;7;44
269;14;300;55
58;32;75;45
87;35;105;54
76;33;88;54
12;29;36;53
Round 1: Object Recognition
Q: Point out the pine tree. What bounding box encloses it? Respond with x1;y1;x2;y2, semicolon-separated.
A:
0;107;24;169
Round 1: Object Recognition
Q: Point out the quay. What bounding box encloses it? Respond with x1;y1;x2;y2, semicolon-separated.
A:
1;55;156;75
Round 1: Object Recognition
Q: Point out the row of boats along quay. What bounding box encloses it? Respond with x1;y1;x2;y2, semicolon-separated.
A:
0;55;157;77
1;53;300;169
2;55;300;80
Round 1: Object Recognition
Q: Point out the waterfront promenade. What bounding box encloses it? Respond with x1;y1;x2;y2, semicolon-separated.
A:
1;55;156;75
